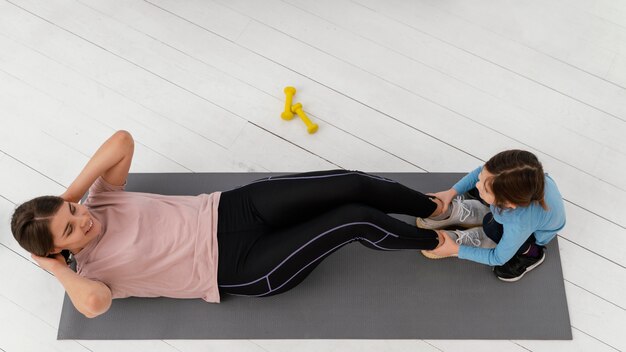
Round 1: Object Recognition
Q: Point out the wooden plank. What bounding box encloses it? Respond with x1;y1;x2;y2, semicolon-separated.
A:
430;327;617;352
350;0;626;132
555;0;626;29
503;0;626;55
0;291;90;352
0;44;259;174
79;0;480;173
564;281;626;351
252;340;440;352
0;69;217;177
0;0;419;172
0;148;66;205
562;202;626;267
607;54;626;88
559;238;626;317
282;0;626;184
0;35;333;174
518;327;620;352
418;0;626;85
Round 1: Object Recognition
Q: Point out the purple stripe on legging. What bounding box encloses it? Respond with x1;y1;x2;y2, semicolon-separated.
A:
223;234;402;297
245;171;398;186
218;221;402;289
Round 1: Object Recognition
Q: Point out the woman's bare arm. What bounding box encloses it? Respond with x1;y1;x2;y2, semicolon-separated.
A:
60;130;134;203
51;263;112;318
32;253;113;319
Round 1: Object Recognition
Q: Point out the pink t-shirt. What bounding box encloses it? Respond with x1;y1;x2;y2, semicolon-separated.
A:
73;176;222;303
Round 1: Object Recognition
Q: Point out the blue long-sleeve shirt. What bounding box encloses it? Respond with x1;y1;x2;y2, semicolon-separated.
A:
453;166;566;266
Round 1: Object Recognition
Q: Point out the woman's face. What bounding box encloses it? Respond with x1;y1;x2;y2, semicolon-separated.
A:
48;201;101;255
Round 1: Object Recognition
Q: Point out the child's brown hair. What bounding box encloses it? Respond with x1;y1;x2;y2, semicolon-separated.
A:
484;150;548;211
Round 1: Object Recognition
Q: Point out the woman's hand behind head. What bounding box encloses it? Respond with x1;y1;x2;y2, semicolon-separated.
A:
31;253;67;273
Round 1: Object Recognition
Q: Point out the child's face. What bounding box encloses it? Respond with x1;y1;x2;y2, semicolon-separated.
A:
476;168;495;205
475;168;517;209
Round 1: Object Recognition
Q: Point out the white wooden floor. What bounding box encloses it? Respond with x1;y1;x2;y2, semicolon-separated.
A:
1;0;625;351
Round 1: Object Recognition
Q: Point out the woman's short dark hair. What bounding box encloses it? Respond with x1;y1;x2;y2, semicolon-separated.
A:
11;195;64;257
484;150;548;211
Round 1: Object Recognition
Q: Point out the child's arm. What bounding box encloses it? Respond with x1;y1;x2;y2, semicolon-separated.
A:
60;130;134;203
459;226;532;266
430;229;528;266
428;166;482;214
452;165;482;195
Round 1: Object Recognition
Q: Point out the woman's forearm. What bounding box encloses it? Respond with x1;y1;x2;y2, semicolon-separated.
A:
63;131;133;202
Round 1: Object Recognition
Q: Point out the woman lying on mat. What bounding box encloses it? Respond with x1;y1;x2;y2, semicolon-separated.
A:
12;130;450;319
418;150;566;282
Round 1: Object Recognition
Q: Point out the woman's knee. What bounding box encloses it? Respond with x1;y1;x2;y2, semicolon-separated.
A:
344;170;375;195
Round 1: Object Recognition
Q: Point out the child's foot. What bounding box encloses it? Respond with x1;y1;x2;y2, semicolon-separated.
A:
494;246;546;282
421;226;496;259
416;196;490;229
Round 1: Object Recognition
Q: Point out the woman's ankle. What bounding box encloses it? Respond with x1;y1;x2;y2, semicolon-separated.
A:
429;197;443;217
435;230;445;248
429;197;451;220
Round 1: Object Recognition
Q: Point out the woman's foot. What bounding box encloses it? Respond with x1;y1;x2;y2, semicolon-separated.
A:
416;197;490;229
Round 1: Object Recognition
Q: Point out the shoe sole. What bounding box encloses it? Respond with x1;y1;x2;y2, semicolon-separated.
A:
421;250;458;260
496;253;546;282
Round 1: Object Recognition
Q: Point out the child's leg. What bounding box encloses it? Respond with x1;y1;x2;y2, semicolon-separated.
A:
467;187;490;206
217;203;439;297
238;169;438;228
482;213;537;255
482;212;504;242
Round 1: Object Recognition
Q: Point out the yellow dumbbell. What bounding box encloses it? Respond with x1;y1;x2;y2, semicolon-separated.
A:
281;86;296;120
291;103;319;134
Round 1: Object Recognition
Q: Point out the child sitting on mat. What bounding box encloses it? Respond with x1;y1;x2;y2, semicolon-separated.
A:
11;130;449;318
418;149;566;282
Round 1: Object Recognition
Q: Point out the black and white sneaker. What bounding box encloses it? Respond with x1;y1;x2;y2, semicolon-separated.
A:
494;247;546;282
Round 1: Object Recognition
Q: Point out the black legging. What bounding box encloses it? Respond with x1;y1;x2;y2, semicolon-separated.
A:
216;169;439;298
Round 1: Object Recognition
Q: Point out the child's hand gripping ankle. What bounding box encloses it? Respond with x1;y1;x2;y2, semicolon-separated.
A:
427;230;460;257
426;188;458;218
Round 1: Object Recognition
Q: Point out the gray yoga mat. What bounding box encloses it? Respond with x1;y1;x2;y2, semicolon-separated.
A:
57;172;572;340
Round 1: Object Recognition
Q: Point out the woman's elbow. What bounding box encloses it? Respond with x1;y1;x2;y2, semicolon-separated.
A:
84;292;112;319
115;130;134;146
